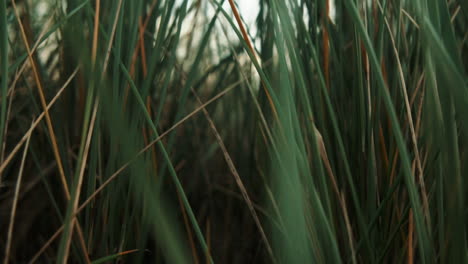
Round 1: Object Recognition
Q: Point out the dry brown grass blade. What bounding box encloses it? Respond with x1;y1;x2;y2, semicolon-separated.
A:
12;0;70;198
410;73;425;107
227;0;255;58
190;87;276;263
102;0;123;74
146;96;159;173
408;209;414;264
117;249;140;256
3;122;32;264
341;192;357;264
0;66;88;264
211;184;281;228
137;20;158;174
313;125;357;264
176;187;200;264
1;13;55;165
450;5;461;23
414;84;425;137
28;226;64;264
91;0;101;64
389;149;399;186
401;9;420;29
227;0;278;119
0;68;78;176
379;3;430;222
12;4;92;260
378;125;390;170
141;97;159;174
123;1;156;108
138;18;148;76
314;126;338;195
58;101;99;263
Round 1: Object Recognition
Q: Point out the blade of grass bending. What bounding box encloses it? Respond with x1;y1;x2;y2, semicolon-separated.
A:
190;87;276;263
120;64;214;264
28;78;242;263
0;68;78;177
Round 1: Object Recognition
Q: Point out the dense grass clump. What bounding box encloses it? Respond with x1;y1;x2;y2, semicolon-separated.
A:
1;0;467;263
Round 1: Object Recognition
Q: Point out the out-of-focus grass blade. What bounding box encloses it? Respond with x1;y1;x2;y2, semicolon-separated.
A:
0;0;8;163
120;63;212;264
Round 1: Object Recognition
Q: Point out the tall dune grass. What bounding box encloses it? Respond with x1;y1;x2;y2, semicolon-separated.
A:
1;0;467;263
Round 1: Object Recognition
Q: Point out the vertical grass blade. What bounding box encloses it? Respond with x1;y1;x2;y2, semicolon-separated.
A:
0;0;8;168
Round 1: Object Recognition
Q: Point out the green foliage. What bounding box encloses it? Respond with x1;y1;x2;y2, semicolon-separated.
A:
1;0;467;263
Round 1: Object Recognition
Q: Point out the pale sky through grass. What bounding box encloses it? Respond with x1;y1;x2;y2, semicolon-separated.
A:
237;0;260;26
35;0;336;63
236;0;336;26
183;0;336;54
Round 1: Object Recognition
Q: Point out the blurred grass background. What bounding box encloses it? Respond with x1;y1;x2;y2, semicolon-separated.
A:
0;0;467;263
